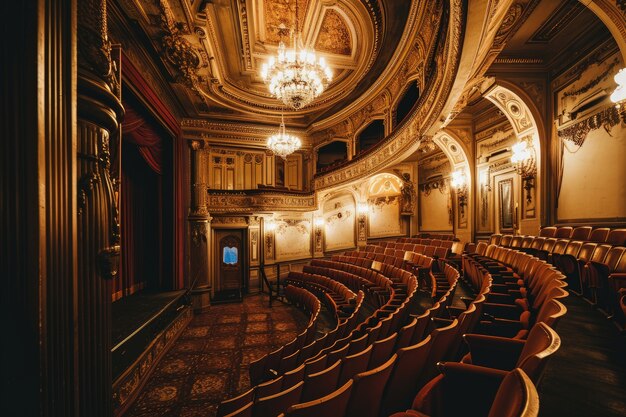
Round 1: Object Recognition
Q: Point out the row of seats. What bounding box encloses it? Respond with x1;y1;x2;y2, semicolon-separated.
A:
221;253;420;417
413;232;456;241
538;226;626;244
366;242;452;259
283;286;321;327
389;244;568;416
488;229;626;329
284;271;357;320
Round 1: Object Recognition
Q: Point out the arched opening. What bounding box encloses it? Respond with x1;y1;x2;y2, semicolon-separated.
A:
395;80;420;128
316;140;349;172
356;119;385;154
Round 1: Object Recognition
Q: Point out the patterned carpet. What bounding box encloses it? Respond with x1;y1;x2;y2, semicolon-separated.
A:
126;294;309;417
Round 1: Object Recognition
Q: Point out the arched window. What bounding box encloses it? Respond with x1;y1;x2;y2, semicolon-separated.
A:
356;119;385;154
395;80;420;128
317;140;348;172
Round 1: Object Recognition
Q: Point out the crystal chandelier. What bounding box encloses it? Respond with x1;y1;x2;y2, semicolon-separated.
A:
260;1;332;110
267;112;301;159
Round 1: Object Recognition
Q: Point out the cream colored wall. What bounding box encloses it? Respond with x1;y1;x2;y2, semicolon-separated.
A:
558;124;626;221
419;187;452;231
554;48;626;222
368;197;403;238
275;216;312;261
323;194;357;251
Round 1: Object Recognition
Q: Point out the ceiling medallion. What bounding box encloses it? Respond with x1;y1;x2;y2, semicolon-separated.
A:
260;1;332;110
267;111;302;159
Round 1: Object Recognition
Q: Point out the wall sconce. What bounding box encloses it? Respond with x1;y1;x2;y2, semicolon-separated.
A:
451;170;468;217
264;219;276;257
479;169;491;192
357;202;369;215
313;217;324;251
314;217;325;227
511;138;537;204
610;68;626;123
265;220;277;232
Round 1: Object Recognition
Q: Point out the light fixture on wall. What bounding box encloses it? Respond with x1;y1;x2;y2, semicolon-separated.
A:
610;68;626;123
450;169;468;217
510;137;537;204
260;0;332;110
266;111;301;159
479;168;491;192
357;203;369;215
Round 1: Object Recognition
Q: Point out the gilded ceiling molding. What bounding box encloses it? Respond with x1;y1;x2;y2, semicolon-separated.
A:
583;0;626;61
158;0;203;94
207;191;317;213
196;0;380;117
313;0;464;190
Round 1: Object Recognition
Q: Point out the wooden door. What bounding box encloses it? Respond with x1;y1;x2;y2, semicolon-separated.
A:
215;229;245;294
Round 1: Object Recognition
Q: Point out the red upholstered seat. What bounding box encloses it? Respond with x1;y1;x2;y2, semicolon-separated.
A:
607;229;626;246
346;354;397;417
253;381;304;417
539;227;556;237
571;226;592;241
217;388;255;417
554;226;573;239
223;401;254;417
281;380;353;417
301;359;342;402
393;368;539;417
339;345;373;385
589;227;610;243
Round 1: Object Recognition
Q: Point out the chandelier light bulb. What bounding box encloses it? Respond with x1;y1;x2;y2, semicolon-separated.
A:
451;170;466;189
511;141;530;163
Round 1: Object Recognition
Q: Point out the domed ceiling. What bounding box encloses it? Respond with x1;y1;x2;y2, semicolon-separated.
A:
119;0;412;127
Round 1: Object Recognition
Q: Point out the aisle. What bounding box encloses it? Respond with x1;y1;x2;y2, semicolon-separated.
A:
125;294;308;417
538;295;626;417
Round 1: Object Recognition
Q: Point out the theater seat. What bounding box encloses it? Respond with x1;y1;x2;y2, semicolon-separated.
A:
589;228;610;243
280;380;353;417
461;322;561;383
571;226;592;241
346;354;397;417
607;229;626;246
539;227;556;237
397;367;539;417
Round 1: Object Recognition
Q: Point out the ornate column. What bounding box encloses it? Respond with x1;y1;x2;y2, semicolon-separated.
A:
77;0;124;415
188;140;212;311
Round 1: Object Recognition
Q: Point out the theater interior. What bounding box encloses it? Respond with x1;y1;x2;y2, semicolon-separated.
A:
3;0;626;416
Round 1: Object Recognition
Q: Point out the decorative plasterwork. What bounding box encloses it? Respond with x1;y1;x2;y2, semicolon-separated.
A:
557;105;621;147
207;191;316;213
433;131;468;165
485;86;534;135
528;1;585;44
314;9;352;55
313;0;463;190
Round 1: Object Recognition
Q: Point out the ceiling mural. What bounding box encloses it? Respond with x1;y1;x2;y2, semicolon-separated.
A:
115;0;414;127
263;0;310;45
315;9;352;56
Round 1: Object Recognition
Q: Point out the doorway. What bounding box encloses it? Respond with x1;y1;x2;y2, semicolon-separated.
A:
214;228;246;302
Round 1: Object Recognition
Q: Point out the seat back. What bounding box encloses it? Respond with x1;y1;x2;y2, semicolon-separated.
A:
571;226;592;241
224;401;254;417
501;235;513;247
301;359;342;402
283;380;353;417
380;335;432;416
607;228;626;246
217;388;256;417
395;317;418;350
282;364;306;390
487;369;540;417
303;355;327;377
539;227;556;237
589;244;612;264
589;228;610;243
346;355;397;417
516;323;561;383
520;236;534;249
578;243;598;263
554;227;573;239
530;237;546;251
339;345;373;385
254;381;304;417
257;375;285;398
369;332;398;369
489;234;503;245
551;239;569;255
510;236;524;248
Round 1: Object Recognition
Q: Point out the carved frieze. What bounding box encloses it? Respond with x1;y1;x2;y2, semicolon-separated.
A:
557;105;621;147
207;191;316;213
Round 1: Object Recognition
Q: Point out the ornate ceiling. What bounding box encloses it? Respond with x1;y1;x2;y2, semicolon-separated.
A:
119;0;412;127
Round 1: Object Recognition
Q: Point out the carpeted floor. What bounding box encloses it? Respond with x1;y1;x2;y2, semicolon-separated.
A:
125;294;309;417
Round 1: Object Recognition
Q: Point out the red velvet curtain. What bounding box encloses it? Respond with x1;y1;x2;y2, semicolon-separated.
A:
117;99;165;298
122;51;185;290
122;103;163;174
